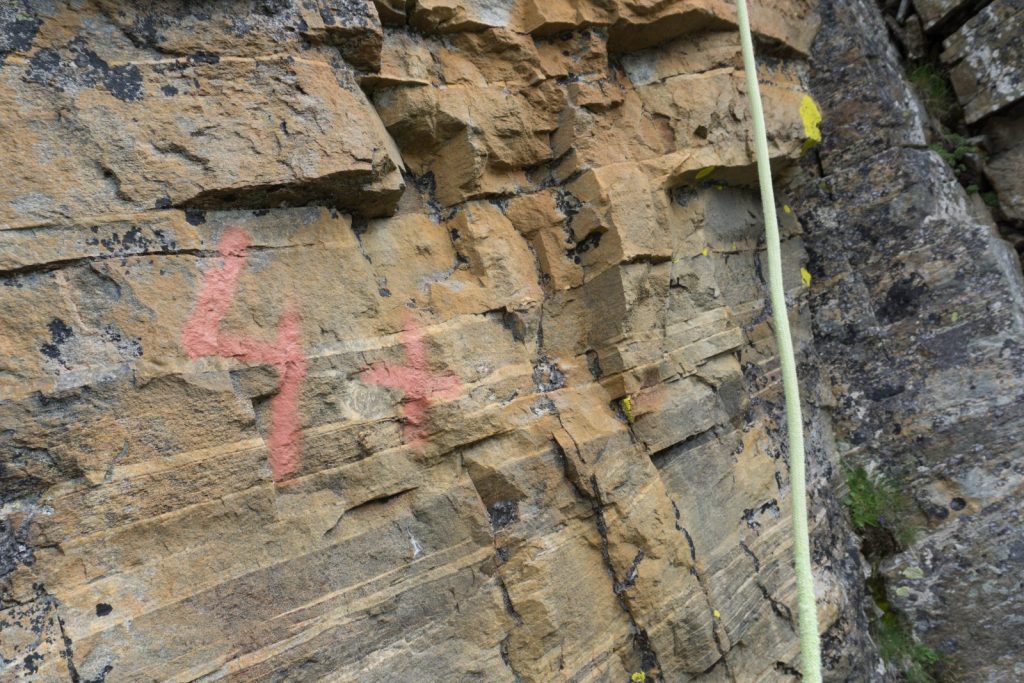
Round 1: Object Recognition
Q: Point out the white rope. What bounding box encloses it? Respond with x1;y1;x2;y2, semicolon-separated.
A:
733;1;823;679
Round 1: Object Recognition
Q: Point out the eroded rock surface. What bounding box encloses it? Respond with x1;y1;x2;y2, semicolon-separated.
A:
0;0;965;680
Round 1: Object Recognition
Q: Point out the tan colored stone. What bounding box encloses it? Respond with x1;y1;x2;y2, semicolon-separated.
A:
1;56;405;226
2;4;861;682
430;202;544;315
569;163;673;275
517;0;817;54
361;29;440;89
301;0;384;71
411;0;519;33
444;28;546;86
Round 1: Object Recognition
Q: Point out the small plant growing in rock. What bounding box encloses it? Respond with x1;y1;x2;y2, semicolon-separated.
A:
843;464;917;549
929;128;986;193
873;602;941;683
630;672;646;683
908;64;955;121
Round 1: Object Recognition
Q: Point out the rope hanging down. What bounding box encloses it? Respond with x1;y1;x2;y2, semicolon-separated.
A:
733;0;823;679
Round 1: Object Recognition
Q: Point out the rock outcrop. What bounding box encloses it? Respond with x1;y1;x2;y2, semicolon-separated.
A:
1;0;1020;681
788;0;1024;679
0;1;868;680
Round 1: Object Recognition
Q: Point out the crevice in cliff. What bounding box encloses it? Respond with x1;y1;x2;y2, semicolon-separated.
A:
878;0;1023;270
551;430;664;679
499;635;524;683
667;496;731;667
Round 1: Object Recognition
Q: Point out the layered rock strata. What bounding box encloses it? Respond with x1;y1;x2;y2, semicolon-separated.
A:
0;0;890;680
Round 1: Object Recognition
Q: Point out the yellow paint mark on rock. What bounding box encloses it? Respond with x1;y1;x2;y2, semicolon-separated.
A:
800;95;822;153
695;166;715;180
713;609;721;619
800;267;812;287
702;246;709;257
620;396;635;424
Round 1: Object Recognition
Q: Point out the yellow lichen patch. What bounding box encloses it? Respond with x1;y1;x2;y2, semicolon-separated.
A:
702;246;709;257
695;166;715;180
800;267;812;287
783;204;792;214
800;95;822;153
712;609;721;619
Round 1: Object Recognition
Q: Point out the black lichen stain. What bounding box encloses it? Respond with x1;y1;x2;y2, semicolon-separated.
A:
876;273;927;323
23;651;44;674
567;230;603;264
190;51;220;65
87;664;115;683
531;357;567;392
586;349;603;379
160;84;178;96
95;603;112;617
40;318;74;363
1;2;42;62
24;37;143;102
184;208;207;225
488;500;519;530
154;196;172;209
105;63;144;102
102;325;143;358
86;226;177;256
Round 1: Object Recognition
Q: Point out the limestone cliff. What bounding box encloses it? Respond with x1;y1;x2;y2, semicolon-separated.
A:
0;0;1019;681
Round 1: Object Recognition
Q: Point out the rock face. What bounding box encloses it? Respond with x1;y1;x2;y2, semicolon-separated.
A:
789;0;1024;679
0;0;1017;681
941;0;1024;125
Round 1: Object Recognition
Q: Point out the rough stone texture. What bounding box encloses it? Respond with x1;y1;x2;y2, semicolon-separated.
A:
913;0;977;33
0;2;405;226
790;0;1024;679
941;0;1024;124
983;102;1024;223
9;0;1014;680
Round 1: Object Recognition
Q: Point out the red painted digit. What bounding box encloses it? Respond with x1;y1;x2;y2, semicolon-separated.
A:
361;314;461;446
182;228;307;481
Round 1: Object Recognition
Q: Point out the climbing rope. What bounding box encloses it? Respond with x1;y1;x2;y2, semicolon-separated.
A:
733;0;823;680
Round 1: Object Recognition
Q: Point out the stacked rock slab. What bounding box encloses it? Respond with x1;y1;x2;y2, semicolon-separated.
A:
790;0;1024;679
0;1;877;681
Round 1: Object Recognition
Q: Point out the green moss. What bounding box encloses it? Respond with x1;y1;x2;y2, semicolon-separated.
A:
843;464;917;548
